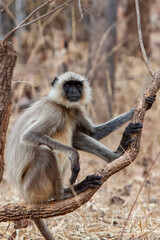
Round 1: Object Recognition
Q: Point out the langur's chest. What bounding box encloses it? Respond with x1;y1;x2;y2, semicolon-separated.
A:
51;115;75;175
52;115;75;146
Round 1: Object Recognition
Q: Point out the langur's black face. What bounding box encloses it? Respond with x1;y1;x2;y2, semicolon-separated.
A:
63;81;83;102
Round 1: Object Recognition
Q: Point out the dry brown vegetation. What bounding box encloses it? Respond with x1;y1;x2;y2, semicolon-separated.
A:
1;0;160;239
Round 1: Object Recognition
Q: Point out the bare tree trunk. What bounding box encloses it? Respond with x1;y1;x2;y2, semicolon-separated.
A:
0;41;17;182
88;0;117;121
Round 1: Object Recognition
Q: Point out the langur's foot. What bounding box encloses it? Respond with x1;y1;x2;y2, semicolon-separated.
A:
74;175;102;192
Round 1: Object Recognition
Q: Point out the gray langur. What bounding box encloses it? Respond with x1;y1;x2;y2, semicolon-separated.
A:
5;72;155;240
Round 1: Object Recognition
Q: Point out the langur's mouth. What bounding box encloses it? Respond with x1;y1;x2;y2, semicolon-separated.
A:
69;97;80;102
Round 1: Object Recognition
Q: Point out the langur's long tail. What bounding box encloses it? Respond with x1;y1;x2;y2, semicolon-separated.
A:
34;218;55;240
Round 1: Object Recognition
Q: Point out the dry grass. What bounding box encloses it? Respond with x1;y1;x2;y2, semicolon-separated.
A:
1;28;160;239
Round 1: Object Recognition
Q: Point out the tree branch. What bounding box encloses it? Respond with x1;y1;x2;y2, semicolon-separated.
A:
120;0;157;236
0;70;160;222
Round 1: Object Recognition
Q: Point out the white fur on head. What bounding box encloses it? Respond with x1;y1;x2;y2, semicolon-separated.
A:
48;72;92;108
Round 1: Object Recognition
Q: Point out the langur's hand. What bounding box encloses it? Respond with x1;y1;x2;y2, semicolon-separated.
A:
145;95;156;110
117;122;143;153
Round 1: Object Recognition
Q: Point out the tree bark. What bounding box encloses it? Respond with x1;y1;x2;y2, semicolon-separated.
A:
0;41;17;182
0;70;159;223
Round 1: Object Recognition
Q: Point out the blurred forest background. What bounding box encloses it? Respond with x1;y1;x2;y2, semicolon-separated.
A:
1;0;160;239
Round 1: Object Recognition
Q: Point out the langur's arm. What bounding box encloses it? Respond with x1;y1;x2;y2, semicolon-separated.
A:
90;96;155;140
73;133;120;162
76;109;135;140
73;95;155;162
22;120;80;184
91;108;134;140
73;122;142;163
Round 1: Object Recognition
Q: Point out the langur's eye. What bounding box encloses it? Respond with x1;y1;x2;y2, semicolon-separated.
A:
65;84;70;89
77;84;82;89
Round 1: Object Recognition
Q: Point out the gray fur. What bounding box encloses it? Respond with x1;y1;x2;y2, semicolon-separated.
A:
5;72;134;240
6;97;81;202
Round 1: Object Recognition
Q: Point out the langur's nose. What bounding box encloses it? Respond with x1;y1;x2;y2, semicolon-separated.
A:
72;86;77;94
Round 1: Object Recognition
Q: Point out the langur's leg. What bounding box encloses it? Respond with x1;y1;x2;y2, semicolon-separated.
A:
21;148;61;240
21;148;63;203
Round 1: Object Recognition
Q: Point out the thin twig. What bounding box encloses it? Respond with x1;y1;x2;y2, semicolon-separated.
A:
135;0;154;77
78;0;83;20
18;0;73;28
120;151;160;238
0;0;14;12
2;0;54;41
2;0;74;42
0;0;6;12
16;0;55;28
0;1;18;25
132;223;160;239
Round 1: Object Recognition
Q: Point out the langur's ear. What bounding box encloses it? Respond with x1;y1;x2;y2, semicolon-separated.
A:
51;77;59;87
